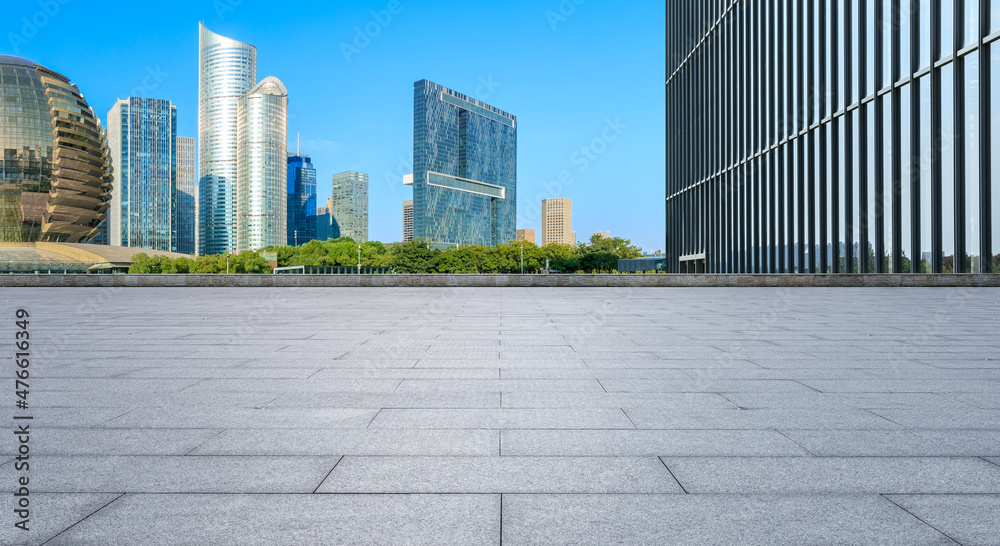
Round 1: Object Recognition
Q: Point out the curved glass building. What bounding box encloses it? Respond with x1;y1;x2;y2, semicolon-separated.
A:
0;55;113;243
666;1;1000;274
198;23;256;255
236;76;287;253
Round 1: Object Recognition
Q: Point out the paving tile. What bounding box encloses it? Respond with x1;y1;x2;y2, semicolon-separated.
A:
600;379;815;393
192;429;498;456
778;429;1000;456
368;408;635;429
886;494;1000;545
0;455;340;493
47;494;499;546
265;391;501;408
102;407;378;429
501;494;952;545
3;428;223;456
395;379;604;392
623;407;900;429
502;392;735;409
317;456;682;493
661;457;1000;494
500;429;809;456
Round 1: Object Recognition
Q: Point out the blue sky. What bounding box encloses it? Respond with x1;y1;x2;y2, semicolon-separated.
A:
5;0;666;251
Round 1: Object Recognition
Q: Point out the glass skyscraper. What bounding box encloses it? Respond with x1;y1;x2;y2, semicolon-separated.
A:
0;55;112;243
287;153;316;246
329;171;369;243
666;1;1000;274
176;136;196;254
198;23;256;255
107;97;177;251
412;79;517;247
236;77;287;253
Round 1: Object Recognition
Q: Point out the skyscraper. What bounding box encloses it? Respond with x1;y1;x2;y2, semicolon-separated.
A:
175;136;196;254
541;198;574;246
236;76;287;253
412;79;516;247
330;171;369;242
402;200;413;241
665;2;1000;274
516;228;535;245
287;152;316;246
107;97;177;251
0;55;112;243
198;22;256;255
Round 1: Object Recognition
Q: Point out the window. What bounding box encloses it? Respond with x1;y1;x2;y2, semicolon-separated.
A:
883;95;894;271
901;83;913;270
941;64;956;272
965;52;981;272
918;76;932;272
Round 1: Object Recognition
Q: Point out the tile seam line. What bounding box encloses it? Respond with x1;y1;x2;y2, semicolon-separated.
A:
658;457;689;494
312;455;345;494
879;494;962;545
41;492;126;545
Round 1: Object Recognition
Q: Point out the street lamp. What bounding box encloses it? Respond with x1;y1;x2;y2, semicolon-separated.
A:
520;241;524;275
357;244;361;275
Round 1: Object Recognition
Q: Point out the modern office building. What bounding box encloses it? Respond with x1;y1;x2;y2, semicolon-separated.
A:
287;153;316;246
412;79;517;247
198;22;257;255
0;55;113;243
665;1;1000;274
176;136;196;254
329;171;369;242
107;97;177;251
235;76;287;253
403;200;413;241
594;231;611;240
541;198;574;245
516;228;535;244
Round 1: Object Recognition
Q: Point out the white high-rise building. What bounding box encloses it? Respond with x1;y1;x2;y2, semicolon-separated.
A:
403;200;413;241
198;23;256;255
236;77;288;253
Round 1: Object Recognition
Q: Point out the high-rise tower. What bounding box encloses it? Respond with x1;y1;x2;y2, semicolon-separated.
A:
198;22;256;255
235;77;287;253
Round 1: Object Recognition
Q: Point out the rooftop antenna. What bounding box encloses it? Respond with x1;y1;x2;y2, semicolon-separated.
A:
296;133;300;156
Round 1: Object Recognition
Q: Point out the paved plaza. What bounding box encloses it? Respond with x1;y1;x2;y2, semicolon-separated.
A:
2;286;1000;545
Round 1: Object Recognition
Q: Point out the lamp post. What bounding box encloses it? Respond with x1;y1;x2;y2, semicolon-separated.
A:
357;245;361;275
520;241;524;275
226;252;229;274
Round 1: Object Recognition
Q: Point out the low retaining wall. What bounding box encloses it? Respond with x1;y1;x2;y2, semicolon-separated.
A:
1;274;998;287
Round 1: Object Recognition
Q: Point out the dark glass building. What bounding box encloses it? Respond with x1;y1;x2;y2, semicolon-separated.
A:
287;153;316;246
412;79;517;247
665;1;1000;273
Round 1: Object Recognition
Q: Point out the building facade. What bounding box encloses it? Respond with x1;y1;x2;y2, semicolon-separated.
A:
412;79;517;247
107;97;177;251
198;23;256;255
666;1;1000;274
403;200;413;241
516;228;535;244
541;197;574;245
175;137;196;255
236;77;287;253
287;153;316;246
329;171;369;242
0;55;113;243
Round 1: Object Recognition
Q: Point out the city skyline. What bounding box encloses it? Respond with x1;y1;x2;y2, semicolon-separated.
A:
3;0;666;251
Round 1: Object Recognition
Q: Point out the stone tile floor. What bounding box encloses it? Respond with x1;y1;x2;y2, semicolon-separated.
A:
2;286;999;545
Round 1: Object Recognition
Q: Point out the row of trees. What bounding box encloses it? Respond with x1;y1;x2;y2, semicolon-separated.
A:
129;234;644;274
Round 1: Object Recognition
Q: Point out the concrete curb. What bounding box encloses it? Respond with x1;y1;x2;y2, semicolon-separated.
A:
0;274;998;287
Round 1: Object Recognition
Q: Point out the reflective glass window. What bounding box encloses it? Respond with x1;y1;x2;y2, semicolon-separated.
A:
963;0;978;47
852;111;861;272
867;105;877;272
919;76;932;272
919;0;931;68
839;118;848;270
866;0;876;96
901;0;913;78
941;0;954;56
883;95;894;272
992;45;1000;270
901;84;913;270
941;64;956;272
965;52;980;272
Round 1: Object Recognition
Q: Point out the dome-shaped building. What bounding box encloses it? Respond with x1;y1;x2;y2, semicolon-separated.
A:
0;55;113;243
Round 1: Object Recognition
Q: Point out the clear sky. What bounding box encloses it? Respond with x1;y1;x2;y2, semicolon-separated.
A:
5;0;666;251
